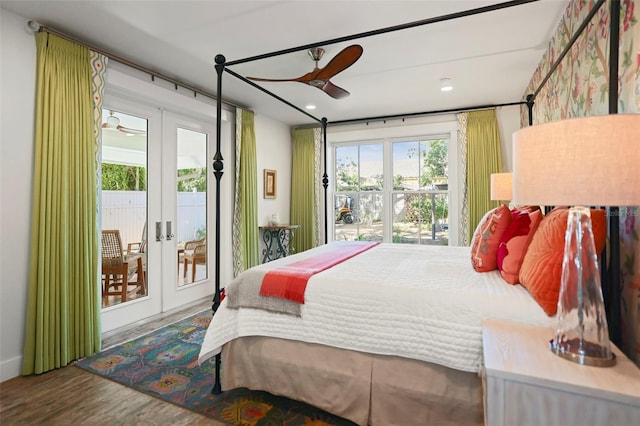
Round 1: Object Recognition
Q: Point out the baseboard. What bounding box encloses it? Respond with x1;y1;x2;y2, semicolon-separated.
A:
1;355;23;383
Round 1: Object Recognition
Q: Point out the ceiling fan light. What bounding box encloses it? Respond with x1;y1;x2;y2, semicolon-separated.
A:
440;78;453;92
106;115;120;127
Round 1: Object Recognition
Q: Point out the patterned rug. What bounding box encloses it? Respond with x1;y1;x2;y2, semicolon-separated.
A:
75;311;355;425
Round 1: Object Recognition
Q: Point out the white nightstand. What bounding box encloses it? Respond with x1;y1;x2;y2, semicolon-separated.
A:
482;319;640;426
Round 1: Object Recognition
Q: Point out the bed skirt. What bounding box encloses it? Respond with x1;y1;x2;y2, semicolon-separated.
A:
221;336;483;426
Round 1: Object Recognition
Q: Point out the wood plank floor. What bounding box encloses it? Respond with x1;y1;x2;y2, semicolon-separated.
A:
1;298;223;425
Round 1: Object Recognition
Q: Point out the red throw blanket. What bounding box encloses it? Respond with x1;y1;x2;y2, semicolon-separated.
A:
260;241;380;303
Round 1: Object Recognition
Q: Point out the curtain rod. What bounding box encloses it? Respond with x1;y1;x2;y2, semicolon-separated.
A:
29;21;247;111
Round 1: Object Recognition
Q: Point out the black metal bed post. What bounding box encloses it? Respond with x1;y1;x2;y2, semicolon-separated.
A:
321;118;329;243
211;54;225;395
525;94;534;126
606;0;621;347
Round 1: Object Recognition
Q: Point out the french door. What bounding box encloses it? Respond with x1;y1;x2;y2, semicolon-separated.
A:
100;98;215;332
161;111;215;311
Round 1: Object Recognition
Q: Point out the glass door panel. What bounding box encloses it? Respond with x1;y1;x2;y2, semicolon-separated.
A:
161;112;214;312
100;108;148;308
176;127;208;287
100;101;163;334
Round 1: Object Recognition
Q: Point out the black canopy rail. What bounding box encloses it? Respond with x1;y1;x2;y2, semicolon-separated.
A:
223;67;323;124
225;0;540;67
328;101;527;127
210;0;624;394
529;0;604;103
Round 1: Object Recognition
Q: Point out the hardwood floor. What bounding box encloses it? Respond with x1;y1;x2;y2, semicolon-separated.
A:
0;298;222;425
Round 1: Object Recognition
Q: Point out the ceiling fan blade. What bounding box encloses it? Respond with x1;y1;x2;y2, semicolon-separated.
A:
321;81;350;99
315;44;363;81
117;125;146;135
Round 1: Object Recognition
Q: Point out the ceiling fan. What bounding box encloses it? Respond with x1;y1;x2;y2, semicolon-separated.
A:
247;44;363;99
101;111;146;135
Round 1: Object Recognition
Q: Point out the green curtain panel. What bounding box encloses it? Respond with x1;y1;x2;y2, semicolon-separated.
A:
465;109;503;240
232;109;259;273
290;128;317;252
23;32;104;375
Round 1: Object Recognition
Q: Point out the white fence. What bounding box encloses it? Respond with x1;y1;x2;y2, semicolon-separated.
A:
101;191;206;249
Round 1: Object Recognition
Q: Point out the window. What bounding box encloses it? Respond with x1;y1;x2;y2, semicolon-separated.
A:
334;143;384;241
333;135;451;245
392;138;448;245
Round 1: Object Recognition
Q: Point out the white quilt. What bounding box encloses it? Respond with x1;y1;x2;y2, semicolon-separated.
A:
198;242;554;373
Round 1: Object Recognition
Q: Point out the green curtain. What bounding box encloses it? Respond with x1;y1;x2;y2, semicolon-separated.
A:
232;109;259;273
290;128;317;252
23;33;102;375
466;109;503;240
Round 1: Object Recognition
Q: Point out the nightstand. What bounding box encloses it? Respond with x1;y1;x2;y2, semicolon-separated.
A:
482;319;640;426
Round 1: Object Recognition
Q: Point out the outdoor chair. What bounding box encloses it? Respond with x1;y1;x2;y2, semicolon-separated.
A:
102;229;146;302
127;222;147;254
183;237;206;283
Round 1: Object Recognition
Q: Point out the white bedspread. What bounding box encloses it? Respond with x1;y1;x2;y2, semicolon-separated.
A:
198;242;554;373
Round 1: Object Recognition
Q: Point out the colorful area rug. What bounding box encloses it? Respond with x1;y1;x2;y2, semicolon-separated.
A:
75;311;355;425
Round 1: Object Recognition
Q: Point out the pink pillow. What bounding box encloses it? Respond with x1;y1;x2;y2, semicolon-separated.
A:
497;208;542;284
471;204;512;272
519;207;607;316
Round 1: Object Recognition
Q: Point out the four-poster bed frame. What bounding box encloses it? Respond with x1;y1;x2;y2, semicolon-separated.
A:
208;0;622;411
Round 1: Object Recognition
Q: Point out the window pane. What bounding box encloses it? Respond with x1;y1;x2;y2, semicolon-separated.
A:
359;144;383;191
335;145;359;191
393;141;419;190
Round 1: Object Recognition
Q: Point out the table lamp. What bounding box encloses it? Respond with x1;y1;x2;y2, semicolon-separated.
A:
512;114;640;367
490;172;513;203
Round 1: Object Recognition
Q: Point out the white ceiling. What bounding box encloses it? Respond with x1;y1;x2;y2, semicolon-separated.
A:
1;0;568;126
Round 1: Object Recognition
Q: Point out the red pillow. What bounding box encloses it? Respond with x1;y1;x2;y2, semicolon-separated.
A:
497;208;542;284
519;207;607;316
471;204;512;272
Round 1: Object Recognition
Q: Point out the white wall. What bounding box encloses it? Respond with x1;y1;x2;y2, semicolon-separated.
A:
256;113;292;227
0;8;292;381
255;113;292;260
1;9;37;382
496;105;522;172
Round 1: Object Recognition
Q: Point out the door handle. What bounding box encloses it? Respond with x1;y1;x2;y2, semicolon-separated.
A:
166;221;175;241
155;221;164;241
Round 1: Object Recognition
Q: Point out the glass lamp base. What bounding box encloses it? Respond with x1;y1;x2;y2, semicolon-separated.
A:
549;338;616;367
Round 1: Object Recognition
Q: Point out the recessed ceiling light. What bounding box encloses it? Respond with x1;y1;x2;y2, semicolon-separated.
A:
306;104;316;110
440;78;453;92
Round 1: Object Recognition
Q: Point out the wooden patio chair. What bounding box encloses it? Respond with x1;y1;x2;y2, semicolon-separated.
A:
127;222;147;255
102;229;146;302
183;237;206;283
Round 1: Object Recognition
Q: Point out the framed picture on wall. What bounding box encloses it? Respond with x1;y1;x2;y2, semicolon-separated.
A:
264;169;276;199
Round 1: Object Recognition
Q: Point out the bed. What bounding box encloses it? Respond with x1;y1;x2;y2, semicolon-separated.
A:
200;1;623;425
198;242;554;425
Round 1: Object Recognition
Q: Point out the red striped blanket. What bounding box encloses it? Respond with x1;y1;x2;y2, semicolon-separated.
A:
259;241;380;303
